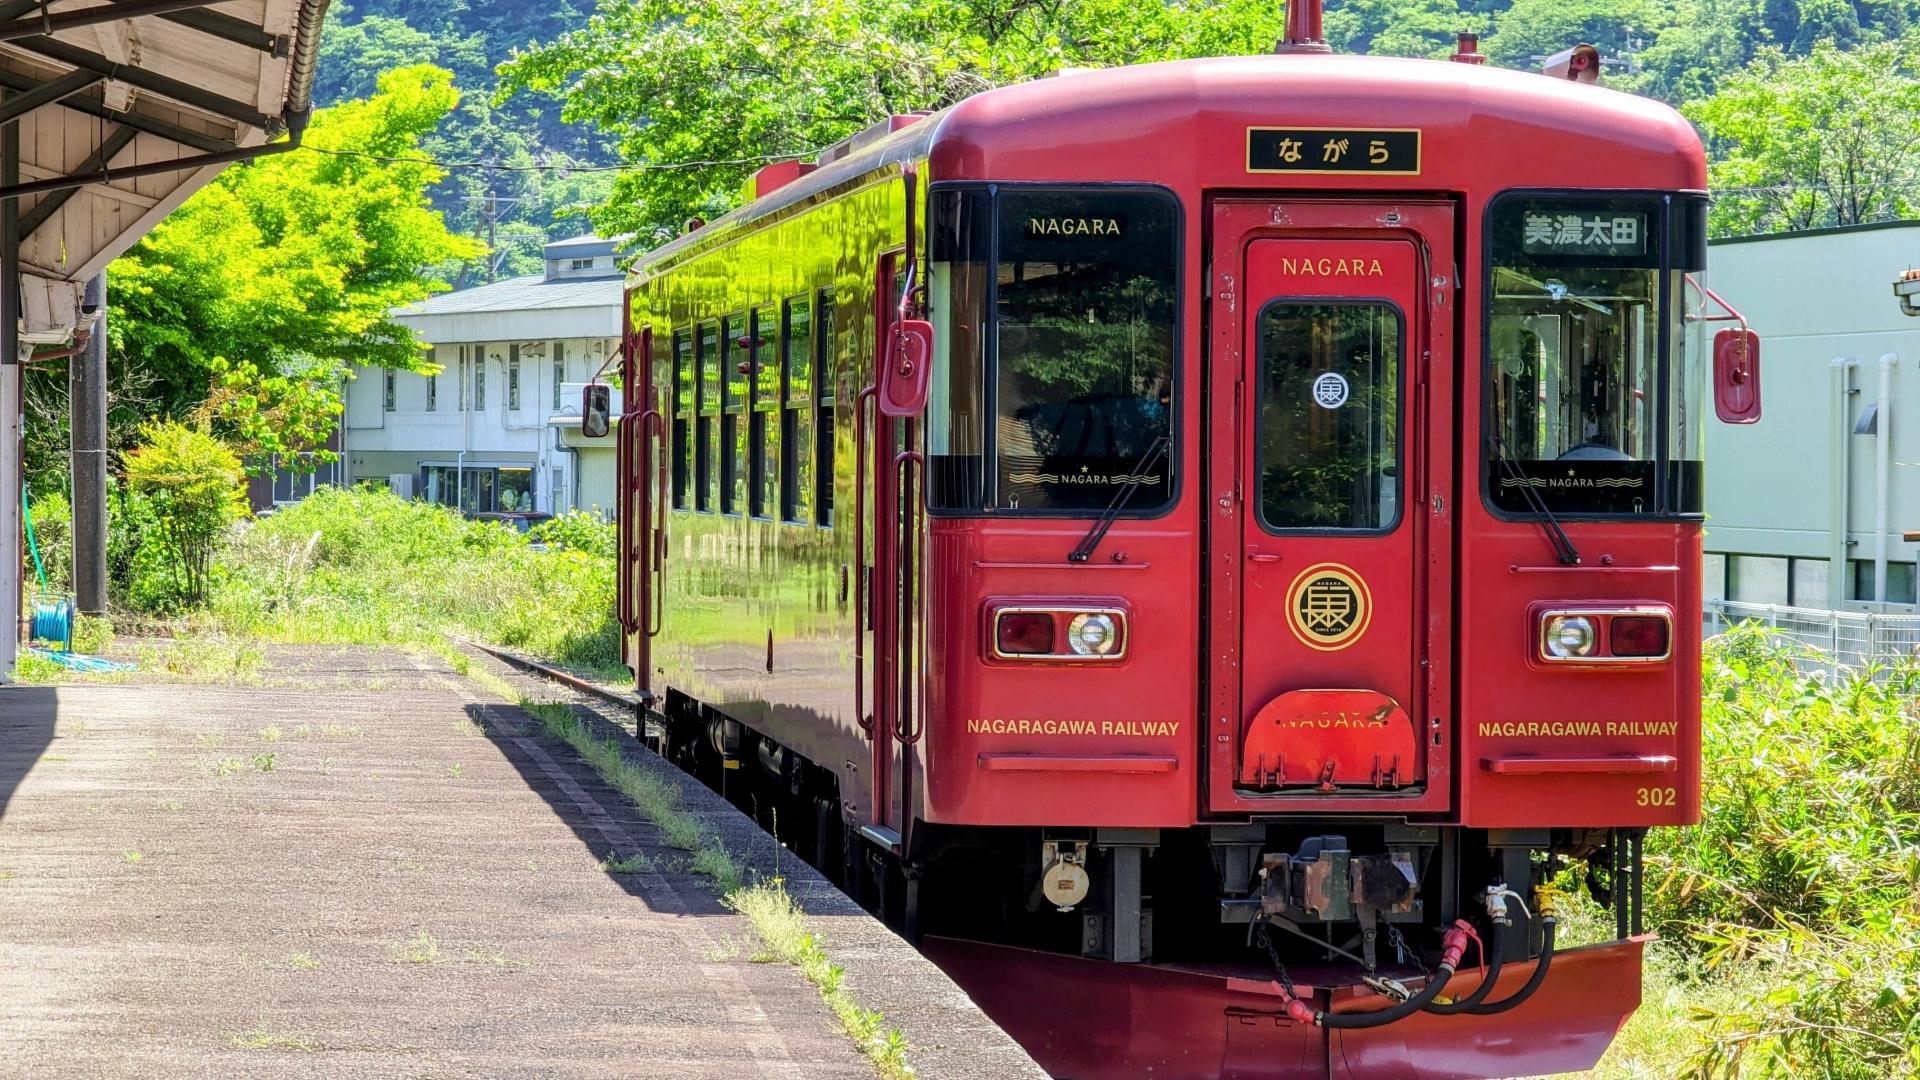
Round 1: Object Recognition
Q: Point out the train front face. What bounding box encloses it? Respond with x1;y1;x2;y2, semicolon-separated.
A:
913;54;1711;1078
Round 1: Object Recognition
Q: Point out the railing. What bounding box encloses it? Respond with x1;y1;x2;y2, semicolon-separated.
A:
1704;599;1920;675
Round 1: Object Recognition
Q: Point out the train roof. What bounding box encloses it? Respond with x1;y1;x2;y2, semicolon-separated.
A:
630;52;1704;278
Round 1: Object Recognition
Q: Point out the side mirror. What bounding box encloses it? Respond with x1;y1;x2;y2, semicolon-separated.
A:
878;319;934;417
1712;328;1762;424
582;383;612;438
1542;43;1601;83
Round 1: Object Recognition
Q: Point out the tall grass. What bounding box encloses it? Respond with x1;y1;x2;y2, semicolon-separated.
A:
205;488;622;675
1632;626;1920;1078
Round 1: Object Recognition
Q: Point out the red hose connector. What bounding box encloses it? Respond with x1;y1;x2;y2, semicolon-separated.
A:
1440;920;1475;970
1272;986;1317;1027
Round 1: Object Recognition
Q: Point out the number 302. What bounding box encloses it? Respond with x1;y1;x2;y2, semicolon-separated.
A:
1635;787;1677;808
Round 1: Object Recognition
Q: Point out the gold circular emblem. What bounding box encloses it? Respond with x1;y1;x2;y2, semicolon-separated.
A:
1284;562;1372;651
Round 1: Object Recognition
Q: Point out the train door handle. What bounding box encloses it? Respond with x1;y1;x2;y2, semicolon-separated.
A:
1247;551;1283;564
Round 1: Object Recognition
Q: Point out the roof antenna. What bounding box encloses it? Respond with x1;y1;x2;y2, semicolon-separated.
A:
1277;0;1331;53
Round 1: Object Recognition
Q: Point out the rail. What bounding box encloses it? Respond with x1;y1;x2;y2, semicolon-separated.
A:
1704;599;1920;676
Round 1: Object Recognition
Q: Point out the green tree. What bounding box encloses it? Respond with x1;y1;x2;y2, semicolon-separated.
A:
124;421;248;606
109;65;483;442
1324;0;1480;58
499;0;1289;244
1685;42;1920;234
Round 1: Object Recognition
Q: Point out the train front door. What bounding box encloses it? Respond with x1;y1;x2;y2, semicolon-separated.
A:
1204;200;1454;815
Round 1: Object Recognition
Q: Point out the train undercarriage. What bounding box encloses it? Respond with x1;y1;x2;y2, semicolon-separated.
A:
648;691;1651;1080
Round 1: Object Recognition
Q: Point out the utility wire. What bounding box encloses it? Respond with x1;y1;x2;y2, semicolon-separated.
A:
297;146;811;172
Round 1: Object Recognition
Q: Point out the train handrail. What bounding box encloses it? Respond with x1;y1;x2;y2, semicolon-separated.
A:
893;447;924;745
853;384;877;738
641;407;666;638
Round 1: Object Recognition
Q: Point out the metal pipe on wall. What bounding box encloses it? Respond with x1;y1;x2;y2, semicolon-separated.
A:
1876;352;1899;604
1831;357;1857;609
71;272;107;614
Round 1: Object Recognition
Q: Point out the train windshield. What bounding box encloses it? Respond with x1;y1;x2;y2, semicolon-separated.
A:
1484;194;1707;516
927;186;1178;514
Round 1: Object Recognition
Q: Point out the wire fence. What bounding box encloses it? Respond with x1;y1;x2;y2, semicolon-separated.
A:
1705;599;1920;675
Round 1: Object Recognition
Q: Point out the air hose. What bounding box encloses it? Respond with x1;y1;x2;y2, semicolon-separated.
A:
1464;917;1556;1015
1270;920;1473;1029
1422;919;1504;1014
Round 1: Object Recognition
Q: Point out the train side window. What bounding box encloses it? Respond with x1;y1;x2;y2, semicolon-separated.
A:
750;304;778;518
697;320;719;512
781;294;815;523
815;287;836;526
721;313;746;515
671;329;692;510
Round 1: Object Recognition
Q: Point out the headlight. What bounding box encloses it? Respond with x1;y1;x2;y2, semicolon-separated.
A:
1066;613;1119;656
1542;614;1597;659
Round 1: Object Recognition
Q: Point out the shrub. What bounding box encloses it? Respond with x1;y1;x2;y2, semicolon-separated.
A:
25;487;72;594
528;509;615;559
124;422;246;608
1647;625;1920;1077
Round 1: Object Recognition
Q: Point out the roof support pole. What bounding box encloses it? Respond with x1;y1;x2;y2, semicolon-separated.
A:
70;273;106;615
1;87;21;678
0;69;103;128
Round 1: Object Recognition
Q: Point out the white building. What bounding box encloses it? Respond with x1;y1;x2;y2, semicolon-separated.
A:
1704;221;1920;610
339;235;626;516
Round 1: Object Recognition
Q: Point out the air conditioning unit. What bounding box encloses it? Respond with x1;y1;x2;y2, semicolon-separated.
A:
388;473;415;499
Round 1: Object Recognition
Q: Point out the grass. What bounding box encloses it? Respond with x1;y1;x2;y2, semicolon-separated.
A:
512;694;912;1079
288;952;320;971
601;851;653;873
231;1024;316;1052
121;849;143;864
251;753;278;773
393;931;442;965
257;725;281;742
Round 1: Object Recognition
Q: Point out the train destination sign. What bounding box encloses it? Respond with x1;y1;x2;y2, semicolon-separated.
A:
1519;210;1650;257
1246;127;1421;175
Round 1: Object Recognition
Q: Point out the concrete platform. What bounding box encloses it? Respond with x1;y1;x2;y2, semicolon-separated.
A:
0;644;1046;1079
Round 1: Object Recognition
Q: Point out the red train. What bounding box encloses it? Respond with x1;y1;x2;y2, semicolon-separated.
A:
605;9;1762;1077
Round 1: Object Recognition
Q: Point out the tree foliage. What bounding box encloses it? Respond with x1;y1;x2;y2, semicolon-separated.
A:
106;65;482;457
1686;42;1920;234
124;421;248;606
499;0;1289;243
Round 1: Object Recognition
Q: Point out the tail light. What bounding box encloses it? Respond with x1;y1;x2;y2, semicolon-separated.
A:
988;604;1129;662
1609;615;1671;658
995;612;1056;656
1535;606;1673;665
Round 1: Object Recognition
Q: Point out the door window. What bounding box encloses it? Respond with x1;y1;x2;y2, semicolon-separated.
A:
1256;301;1402;532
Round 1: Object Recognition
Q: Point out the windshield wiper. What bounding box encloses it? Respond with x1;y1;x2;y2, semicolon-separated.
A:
1068;434;1169;563
1488;434;1581;566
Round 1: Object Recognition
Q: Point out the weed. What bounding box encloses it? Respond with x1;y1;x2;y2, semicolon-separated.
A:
288;952;320;971
121;849;143;864
195;732;224;748
251;753;277;773
67;721;90;736
40;754;71;763
292;724;313;739
319;725;359;740
158;799;184;812
393;931;441;965
231;1024;316;1052
0;869;16;881
448;763;464;779
257;725;281;742
205;757;243;777
601;851;652;874
707;938;742;962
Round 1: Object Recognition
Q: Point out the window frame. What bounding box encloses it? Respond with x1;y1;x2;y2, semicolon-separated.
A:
748;304;778;519
1477;188;1709;522
552;342;566;412
472;348;487;411
815;287;836;527
720;313;745;515
671;328;693;511
696;320;719;513
383;368;396;412
779;293;815;524
1251;296;1408;538
922;180;1185;520
508;345;522;410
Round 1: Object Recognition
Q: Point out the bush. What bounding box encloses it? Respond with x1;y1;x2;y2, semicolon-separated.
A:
528;509;616;559
124;421;246;608
1646;626;1920;1077
25;487;72;594
210;487;622;674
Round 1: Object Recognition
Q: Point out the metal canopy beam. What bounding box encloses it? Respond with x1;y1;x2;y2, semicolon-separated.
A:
0;0;224;42
6;34;275;130
150;5;283;55
0;67;237;152
0;66;97;125
19;122;136;236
